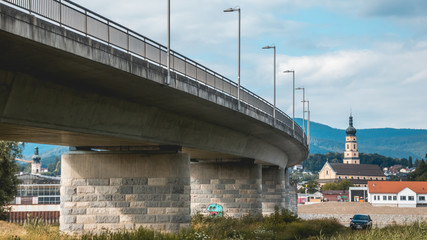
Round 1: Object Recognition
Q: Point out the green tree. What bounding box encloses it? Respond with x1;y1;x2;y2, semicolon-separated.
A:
408;156;413;168
408;160;427;181
0;141;23;220
306;180;320;194
321;180;353;191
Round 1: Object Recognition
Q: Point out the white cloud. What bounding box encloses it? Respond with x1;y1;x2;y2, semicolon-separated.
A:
69;0;427;130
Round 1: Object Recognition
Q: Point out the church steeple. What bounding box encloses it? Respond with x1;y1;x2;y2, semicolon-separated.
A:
31;146;41;174
343;113;360;164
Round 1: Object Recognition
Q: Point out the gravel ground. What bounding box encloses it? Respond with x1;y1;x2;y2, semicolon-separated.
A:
298;202;427;215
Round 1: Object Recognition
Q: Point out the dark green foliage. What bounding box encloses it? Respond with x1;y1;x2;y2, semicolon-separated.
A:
0;141;23;220
408;160;427;181
322;180;354;191
303;152;413;172
42;157;61;176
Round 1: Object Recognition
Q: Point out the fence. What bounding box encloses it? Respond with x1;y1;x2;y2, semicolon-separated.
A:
2;0;307;146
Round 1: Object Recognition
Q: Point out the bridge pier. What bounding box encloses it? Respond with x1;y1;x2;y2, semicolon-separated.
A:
60;151;190;234
190;160;262;217
261;166;287;215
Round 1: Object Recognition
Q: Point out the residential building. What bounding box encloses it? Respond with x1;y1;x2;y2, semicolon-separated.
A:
367;181;427;208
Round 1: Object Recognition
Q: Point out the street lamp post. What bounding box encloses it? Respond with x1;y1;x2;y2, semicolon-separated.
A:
224;7;241;110
166;0;171;85
283;70;295;136
296;87;305;139
262;45;276;124
305;100;310;147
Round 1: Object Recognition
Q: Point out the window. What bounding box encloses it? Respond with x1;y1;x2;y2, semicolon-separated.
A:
383;196;386;200
388;196;392;201
374;196;376;200
347;144;349;149
354;144;356;149
393;196;397;201
419;196;426;201
339;176;341;179
326;170;329;175
408;196;414;201
400;196;406;201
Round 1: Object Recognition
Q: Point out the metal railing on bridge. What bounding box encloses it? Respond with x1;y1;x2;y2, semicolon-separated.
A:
1;0;307;147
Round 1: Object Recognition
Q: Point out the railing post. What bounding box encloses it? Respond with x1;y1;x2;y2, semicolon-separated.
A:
126;30;129;53
107;20;110;45
84;10;88;37
59;0;62;27
28;0;31;14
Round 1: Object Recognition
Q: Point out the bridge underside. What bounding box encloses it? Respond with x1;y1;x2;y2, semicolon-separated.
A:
0;2;304;234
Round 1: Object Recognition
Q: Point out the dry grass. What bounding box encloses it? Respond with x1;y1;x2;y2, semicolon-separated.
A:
0;221;26;238
0;221;66;240
298;202;427;215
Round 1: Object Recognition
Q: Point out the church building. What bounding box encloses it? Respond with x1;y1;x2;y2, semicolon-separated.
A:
318;114;386;187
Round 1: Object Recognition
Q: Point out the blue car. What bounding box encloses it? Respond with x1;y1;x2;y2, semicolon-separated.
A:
350;214;372;230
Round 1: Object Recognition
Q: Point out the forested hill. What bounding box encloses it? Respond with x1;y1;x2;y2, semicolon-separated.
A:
295;118;427;160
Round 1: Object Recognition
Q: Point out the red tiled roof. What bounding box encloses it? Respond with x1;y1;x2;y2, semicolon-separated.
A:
367;181;427;194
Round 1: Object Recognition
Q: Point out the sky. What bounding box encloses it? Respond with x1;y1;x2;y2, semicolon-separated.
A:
70;0;427;130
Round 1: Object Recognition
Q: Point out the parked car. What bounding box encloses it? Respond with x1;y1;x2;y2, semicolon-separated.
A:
350;214;372;230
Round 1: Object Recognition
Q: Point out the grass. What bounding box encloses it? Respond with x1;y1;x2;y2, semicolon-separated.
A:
1;208;426;240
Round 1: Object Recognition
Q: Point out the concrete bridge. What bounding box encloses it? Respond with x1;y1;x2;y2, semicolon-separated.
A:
0;0;308;233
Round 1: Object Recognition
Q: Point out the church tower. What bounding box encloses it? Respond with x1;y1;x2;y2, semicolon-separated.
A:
31;146;41;174
343;113;360;164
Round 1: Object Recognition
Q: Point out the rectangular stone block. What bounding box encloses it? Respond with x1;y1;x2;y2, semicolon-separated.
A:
77;186;95;194
130;201;145;208
96;215;120;223
122;208;147;214
97;195;112;201
123;178;148;185
72;179;87;186
76;215;96;224
120;215;133;223
83;224;97;230
95;186;119;194
148;178;167;185
120;186;133;194
134;215;156;223
110;178;123;185
156;215;170;223
147;208;165;215
88;179;109;186
111;194;125;201
156;186;171;194
63;216;76;224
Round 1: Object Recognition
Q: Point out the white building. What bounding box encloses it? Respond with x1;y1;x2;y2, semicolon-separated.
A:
367;181;427;208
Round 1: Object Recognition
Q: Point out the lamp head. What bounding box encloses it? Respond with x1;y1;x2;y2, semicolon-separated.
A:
262;45;275;49
283;70;294;73
224;7;239;12
296;87;304;90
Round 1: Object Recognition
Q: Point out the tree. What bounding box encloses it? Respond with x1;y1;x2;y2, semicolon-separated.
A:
0;141;23;220
408;160;427;181
321;180;353;191
306;180;320;194
408;156;413;168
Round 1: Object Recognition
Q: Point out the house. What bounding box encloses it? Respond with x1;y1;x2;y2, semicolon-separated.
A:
298;192;323;204
367;181;427;208
322;190;349;202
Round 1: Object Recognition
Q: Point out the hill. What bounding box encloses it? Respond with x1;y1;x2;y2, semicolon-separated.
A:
17;119;427;168
295;118;427;159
